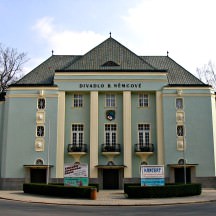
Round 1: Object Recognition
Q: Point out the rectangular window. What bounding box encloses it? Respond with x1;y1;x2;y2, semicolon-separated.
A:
36;125;45;137
177;125;184;136
72;124;84;145
176;98;183;109
38;98;46;109
105;124;117;145
73;94;83;107
138;124;150;145
105;94;116;107
139;93;149;107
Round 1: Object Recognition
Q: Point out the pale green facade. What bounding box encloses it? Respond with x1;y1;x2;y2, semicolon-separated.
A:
0;37;216;189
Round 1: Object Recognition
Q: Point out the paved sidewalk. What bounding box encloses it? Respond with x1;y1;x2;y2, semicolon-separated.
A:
0;189;216;206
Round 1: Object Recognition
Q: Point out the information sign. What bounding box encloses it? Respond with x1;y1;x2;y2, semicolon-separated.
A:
64;163;88;186
141;165;165;186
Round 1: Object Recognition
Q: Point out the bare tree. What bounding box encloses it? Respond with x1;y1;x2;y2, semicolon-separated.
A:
0;44;28;93
196;61;216;90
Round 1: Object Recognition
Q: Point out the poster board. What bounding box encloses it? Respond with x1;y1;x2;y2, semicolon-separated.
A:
64;163;88;186
141;165;165;186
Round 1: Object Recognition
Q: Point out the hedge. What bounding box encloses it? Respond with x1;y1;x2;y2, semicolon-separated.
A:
23;183;97;199
125;183;202;198
48;183;99;192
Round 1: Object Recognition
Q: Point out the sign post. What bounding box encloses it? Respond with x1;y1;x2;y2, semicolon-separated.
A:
141;165;165;186
64;163;88;186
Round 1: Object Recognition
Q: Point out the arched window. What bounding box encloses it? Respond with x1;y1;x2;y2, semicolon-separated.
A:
35;158;44;165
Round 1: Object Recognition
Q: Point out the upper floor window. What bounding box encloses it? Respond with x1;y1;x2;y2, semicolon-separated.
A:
73;94;83;107
139;93;149;107
138;124;150;145
72;124;84;145
106;93;116;107
38;98;45;109
176;98;183;109
36;125;45;137
177;125;184;137
105;124;117;145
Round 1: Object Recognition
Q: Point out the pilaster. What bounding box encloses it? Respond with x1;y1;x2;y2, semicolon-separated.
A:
156;91;165;165
123;91;132;177
90;91;98;178
56;91;65;177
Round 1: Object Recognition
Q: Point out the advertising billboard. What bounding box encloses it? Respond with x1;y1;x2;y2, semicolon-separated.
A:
64;163;88;186
141;165;165;186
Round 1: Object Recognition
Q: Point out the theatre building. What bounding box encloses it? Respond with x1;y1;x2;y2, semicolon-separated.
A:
0;36;216;189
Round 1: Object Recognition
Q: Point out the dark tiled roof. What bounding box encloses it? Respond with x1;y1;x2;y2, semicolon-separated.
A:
15;55;80;86
13;37;207;87
60;37;161;72
142;56;206;86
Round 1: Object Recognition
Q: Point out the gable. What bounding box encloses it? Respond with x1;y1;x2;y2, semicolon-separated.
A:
59;37;162;72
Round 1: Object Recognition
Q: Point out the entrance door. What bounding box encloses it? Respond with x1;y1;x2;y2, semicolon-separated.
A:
103;169;119;189
30;169;47;183
174;168;191;183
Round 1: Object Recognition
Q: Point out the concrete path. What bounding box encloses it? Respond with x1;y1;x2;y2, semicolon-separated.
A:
0;189;216;206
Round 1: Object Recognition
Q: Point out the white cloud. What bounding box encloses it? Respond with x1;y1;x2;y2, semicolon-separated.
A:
30;0;216;75
122;0;216;73
32;17;105;55
23;57;46;75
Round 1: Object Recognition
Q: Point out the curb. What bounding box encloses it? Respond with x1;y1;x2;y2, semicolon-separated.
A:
0;190;216;206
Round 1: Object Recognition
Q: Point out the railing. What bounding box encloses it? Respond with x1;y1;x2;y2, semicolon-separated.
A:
67;144;88;153
135;143;154;152
101;144;121;152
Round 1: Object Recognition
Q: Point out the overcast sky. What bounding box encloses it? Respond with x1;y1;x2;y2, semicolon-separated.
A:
0;0;215;76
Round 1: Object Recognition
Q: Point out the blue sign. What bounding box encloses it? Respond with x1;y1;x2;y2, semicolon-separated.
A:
141;178;165;186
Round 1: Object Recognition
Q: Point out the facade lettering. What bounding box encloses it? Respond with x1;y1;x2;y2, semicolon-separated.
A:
79;83;142;89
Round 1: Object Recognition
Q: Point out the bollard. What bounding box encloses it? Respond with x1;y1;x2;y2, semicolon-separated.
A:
90;187;97;200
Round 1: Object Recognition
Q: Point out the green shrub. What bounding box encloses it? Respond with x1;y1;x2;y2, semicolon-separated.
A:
125;183;202;198
23;183;96;199
48;183;99;192
124;183;140;194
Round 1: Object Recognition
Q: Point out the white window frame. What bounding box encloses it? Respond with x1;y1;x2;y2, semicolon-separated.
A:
72;94;83;108
105;93;116;107
138;93;149;107
72;124;84;146
138;123;151;145
105;124;117;145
